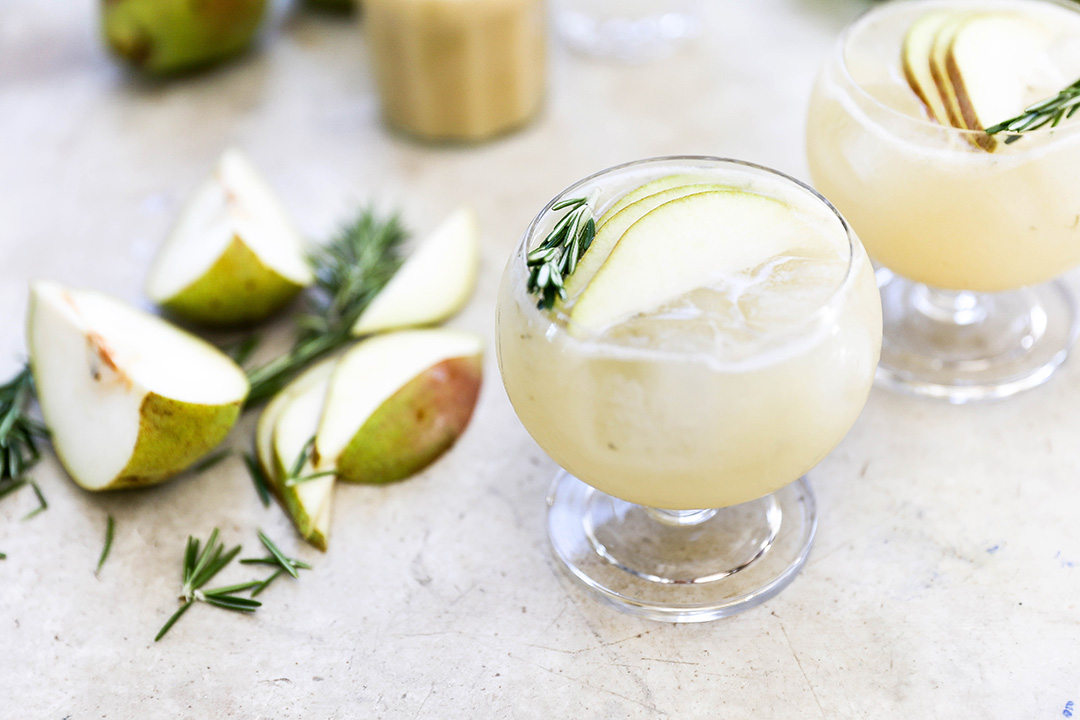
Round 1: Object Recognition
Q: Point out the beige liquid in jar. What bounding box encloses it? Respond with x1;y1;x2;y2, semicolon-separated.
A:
365;0;546;142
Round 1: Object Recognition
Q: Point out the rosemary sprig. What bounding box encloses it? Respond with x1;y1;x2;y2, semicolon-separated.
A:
96;514;115;576
154;528;262;642
0;365;48;486
986;77;1080;143
240;529;311;596
244;208;407;406
243;453;273;507
527;197;596;310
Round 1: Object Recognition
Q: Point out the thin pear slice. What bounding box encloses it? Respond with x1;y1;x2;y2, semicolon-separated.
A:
316;329;483;484
255;356;339;482
352;208;480;336
929;13;972;130
146;149;313;327
597;173;702;229
561;183;736;304
270;375;336;551
947;12;1057;150
27;282;248;491
569;191;816;333
902;10;956;124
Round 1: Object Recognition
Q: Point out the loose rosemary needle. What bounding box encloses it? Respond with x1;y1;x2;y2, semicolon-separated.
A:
95;515;115;576
154;528;262;642
244;208;407;406
240;529;311;597
986;77;1080;143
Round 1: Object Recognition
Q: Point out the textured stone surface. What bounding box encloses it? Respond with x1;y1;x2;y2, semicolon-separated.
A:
1;1;1077;718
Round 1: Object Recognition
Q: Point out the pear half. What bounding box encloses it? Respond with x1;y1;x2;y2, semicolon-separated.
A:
316;329;483;484
351;208;480;336
102;0;267;75
27;282;249;491
146;149;313;327
561;182;736;304
261;363;337;551
569;191;810;333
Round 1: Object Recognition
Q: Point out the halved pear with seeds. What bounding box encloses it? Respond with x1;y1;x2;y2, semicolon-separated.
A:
27;282;248;491
146;149;313;327
315;329;483;485
256;357;338;550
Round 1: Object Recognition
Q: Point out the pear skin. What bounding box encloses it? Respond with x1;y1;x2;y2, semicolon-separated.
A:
102;0;267;75
336;354;482;484
160;235;306;327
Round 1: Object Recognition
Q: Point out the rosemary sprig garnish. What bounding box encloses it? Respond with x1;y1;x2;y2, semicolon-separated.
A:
154;528;262;642
986;77;1080;143
243;453;273;507
527;197;596;310
0;365;48;486
96;515;115;576
244;208;407;406
240;529;311;597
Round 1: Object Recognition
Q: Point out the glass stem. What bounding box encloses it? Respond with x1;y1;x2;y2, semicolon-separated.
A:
912;285;988;326
645;507;719;527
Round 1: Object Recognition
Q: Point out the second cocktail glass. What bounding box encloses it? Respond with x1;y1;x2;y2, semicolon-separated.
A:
807;0;1080;402
497;157;882;621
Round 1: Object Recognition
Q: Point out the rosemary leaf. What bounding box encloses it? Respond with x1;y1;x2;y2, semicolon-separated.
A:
257;529;299;578
243;453;272;507
0;478;27;502
251;569;284;597
96;514;115;576
154;601;194;642
20;479;47;521
0;365;48;486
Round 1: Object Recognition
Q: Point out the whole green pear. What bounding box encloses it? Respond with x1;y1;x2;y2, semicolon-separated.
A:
102;0;267;75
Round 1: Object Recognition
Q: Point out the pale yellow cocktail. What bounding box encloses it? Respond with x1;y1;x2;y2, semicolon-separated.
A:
496;157;882;620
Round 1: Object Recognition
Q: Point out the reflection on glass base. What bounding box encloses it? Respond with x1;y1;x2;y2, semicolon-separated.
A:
876;270;1080;403
546;471;817;623
555;5;701;63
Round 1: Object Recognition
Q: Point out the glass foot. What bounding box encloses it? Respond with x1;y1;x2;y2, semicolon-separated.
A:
555;3;701;63
876;271;1080;403
546;471;817;622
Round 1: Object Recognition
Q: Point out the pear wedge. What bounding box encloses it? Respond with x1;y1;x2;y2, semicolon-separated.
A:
101;0;267;75
929;13;972;130
561;182;736;304
946;12;1057;150
146;149;313;327
901;10;956;124
569;191;812;333
351;208;480;336
27;282;248;491
315;329;483;484
266;367;337;551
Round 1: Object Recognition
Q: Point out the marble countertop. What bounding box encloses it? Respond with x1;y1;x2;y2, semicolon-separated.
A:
2;1;1077;717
